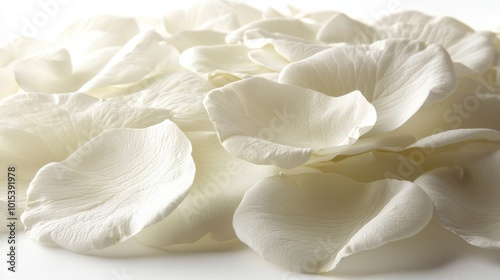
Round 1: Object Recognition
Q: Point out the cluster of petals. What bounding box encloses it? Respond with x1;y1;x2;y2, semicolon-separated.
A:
1;0;499;273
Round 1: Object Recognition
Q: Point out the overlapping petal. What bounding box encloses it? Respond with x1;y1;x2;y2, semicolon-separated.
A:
280;39;457;133
233;173;433;272
0;92;171;209
226;18;319;43
203;77;376;168
318;12;495;74
21;120;195;252
415;142;500;248
163;0;261;34
79;31;180;97
135;131;277;247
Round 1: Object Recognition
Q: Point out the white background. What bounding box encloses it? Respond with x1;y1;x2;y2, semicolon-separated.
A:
1;0;500;279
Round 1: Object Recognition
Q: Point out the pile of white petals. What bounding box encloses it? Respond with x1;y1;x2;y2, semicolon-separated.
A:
1;0;499;273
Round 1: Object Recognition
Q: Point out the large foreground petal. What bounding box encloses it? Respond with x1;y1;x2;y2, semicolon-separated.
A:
233;173;433;272
21;120;195;252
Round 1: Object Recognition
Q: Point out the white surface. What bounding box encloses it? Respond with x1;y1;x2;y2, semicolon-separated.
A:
1;0;500;279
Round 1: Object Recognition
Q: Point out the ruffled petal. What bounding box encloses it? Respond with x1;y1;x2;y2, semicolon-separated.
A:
179;44;272;79
317;13;374;44
203;77;376;168
79;31;180;97
415;145;500;248
0;92;171;209
163;0;261;34
233;173;433;272
166;30;226;51
226;18;319;44
21;120;195;252
393;76;500;140
135;132;277;247
280;39;456;133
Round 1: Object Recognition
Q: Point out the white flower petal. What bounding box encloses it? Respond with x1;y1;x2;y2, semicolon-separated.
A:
317;13;373;44
0;68;19;98
378;11;474;32
112;70;214;99
244;29;329;62
375;23;495;74
0;92;171;209
57;15;140;50
279;39;456;133
320;12;494;74
79;31;180;96
226;19;319;44
180;44;271;76
203;77;376;168
163;0;261;34
12;48;75;92
233;173;433;272
247;48;289;71
415;146;500;248
135;131;277;247
21;120;195;252
166;30;226;51
392;76;500;140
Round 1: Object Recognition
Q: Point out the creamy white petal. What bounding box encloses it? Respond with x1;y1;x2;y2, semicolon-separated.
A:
203;77;376;168
135;131;277;247
280;39;456;133
392;76;500;140
226;19;319;44
166;30;226;51
0;68;19;98
107;70;214;99
56;15;140;51
248;48;290;71
378;11;474;32
244;29;329;62
321;12;494;74
317;13;374;44
233;173;433;272
375;23;494;74
112;89;213;132
180;44;272;76
21;120;195;252
12;48;75;92
415;146;500;248
0;92;171;210
163;0;261;34
79;31;180;95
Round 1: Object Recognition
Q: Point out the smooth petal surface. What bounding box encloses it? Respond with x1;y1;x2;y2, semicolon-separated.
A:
233;173;433;272
163;0;261;34
204;77;376;168
280;39;457;133
392;76;500;140
226;18;319;43
0;68;19;98
135;132;277;246
21;120;195;252
244;29;329;61
319;12;494;74
166;30;226;51
79;31;180;96
0;92;171;208
110;70;214;99
180;44;272;78
415;145;500;248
